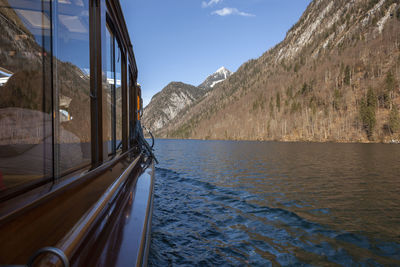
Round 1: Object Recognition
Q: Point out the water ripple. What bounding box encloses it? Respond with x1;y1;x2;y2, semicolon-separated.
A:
149;140;400;266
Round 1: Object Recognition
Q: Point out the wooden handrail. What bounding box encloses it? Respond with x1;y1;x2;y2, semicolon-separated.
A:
38;154;142;266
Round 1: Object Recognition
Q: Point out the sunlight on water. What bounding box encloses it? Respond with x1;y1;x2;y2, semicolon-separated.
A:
148;140;400;266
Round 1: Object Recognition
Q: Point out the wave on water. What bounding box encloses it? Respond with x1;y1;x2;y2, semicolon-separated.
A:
149;167;400;266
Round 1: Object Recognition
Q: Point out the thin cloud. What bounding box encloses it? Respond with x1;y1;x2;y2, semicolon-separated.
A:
212;7;255;17
202;0;222;8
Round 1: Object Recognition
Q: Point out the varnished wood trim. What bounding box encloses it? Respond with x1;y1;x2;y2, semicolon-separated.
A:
68;158;154;266
0;149;132;224
137;161;155;267
0;175;53;203
55;155;141;260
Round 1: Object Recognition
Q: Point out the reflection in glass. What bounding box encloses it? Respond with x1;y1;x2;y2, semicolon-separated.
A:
0;0;52;191
103;24;114;155
103;21;124;156
127;59;132;149
115;40;122;151
54;0;91;174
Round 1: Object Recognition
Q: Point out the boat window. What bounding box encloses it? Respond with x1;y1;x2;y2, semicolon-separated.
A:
103;23;114;156
0;0;136;195
54;0;91;175
137;86;141;121
128;60;133;149
103;17;124;156
0;0;52;191
115;39;122;152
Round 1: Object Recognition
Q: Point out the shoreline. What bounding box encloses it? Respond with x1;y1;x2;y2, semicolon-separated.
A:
144;136;400;144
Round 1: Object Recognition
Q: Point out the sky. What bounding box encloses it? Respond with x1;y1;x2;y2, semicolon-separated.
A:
120;0;312;106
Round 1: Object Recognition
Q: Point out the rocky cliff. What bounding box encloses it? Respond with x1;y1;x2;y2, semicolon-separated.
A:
142;82;203;132
142;67;232;133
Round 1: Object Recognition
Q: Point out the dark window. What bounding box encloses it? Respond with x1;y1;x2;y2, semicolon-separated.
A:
0;0;52;191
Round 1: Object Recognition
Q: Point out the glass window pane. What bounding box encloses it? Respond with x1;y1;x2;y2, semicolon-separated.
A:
127;60;131;149
0;0;52;191
115;40;122;151
103;24;114;155
55;0;91;174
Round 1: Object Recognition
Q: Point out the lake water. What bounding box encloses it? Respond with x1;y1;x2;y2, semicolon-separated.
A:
148;139;400;266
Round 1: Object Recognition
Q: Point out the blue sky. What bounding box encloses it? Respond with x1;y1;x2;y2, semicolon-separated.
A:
120;0;311;106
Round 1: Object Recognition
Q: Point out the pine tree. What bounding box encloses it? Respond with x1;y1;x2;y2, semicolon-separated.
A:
276;92;281;112
388;105;400;133
360;87;377;138
367;87;377;109
385;72;396;92
269;97;274;117
344;65;351;85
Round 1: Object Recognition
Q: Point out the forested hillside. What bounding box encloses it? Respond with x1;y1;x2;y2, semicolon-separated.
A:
159;0;400;143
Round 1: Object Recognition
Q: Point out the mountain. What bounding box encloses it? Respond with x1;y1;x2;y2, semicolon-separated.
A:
142;82;203;132
198;67;232;90
160;0;400;143
142;67;232;133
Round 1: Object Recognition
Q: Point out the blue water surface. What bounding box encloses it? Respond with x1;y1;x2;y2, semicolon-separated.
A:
148;139;400;266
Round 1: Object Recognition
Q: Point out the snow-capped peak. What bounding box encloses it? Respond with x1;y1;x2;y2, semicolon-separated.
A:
215;66;230;79
198;66;233;90
216;66;227;73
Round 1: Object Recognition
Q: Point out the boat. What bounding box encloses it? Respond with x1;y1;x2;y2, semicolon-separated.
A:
0;0;156;266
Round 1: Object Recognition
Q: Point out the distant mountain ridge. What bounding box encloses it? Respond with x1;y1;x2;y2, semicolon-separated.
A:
158;0;400;143
142;67;233;133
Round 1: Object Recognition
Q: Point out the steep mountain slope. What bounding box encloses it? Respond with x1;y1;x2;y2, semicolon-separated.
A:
142;67;232;133
161;0;400;143
142;82;203;132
